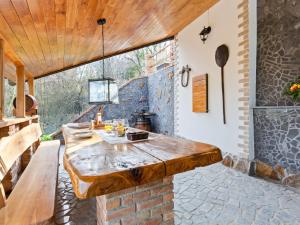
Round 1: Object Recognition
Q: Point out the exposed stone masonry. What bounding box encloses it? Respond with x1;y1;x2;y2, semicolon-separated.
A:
102;77;149;127
254;0;300;173
254;108;300;172
256;0;300;106
73;69;175;135
148;66;174;136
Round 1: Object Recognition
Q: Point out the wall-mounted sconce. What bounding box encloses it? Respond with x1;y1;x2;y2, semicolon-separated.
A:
180;65;191;87
199;26;211;44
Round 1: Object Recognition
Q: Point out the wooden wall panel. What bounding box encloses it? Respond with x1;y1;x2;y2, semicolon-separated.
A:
192;74;208;113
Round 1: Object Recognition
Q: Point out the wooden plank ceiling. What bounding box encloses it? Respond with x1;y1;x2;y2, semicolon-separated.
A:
0;0;218;81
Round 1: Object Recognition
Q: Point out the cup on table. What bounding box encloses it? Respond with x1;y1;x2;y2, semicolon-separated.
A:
104;120;113;133
90;120;95;130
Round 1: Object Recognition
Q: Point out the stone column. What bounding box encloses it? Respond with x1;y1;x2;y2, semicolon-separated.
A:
96;176;174;225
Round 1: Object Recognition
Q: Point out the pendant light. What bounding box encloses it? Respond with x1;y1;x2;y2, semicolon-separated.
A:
88;18;118;104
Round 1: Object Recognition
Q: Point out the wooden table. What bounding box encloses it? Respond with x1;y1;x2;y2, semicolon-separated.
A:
62;126;222;224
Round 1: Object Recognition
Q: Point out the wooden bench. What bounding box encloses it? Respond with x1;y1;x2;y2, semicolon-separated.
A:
0;122;60;225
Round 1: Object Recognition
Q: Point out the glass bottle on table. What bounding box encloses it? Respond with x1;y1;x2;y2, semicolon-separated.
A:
96;113;102;126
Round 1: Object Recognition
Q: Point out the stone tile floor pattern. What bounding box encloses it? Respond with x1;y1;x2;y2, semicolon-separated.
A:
55;147;300;225
55;147;97;225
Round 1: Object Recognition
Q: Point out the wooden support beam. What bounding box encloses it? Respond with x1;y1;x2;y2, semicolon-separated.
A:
0;39;4;120
0;183;5;208
28;77;34;96
16;65;25;118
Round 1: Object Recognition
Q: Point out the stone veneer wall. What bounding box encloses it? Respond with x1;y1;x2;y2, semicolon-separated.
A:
256;0;300;106
254;108;300;172
148;67;174;136
254;0;300;172
102;77;149;127
73;69;175;135
74;77;149;127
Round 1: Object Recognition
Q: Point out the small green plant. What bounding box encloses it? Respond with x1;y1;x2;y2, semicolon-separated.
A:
285;76;300;101
41;134;53;142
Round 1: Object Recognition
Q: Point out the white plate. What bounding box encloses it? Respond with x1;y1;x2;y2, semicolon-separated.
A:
73;131;93;139
67;122;90;129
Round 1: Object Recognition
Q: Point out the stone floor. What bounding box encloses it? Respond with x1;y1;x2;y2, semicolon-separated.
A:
174;164;300;225
55;147;300;225
55;147;97;225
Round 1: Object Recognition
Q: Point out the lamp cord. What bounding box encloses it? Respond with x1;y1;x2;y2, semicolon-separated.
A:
102;22;105;79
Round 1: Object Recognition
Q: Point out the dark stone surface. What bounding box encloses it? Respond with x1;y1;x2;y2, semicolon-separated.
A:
148;67;174;136
74;105;100;123
102;77;149;127
73;68;175;135
254;0;300;172
256;0;300;106
254;108;300;173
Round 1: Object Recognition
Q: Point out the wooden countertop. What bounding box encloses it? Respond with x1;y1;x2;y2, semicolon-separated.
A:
63;126;222;199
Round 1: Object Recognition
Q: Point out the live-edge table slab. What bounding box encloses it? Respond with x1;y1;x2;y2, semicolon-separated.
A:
62;126;222;199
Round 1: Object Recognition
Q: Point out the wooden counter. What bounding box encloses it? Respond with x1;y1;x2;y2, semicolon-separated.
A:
63;126;222;199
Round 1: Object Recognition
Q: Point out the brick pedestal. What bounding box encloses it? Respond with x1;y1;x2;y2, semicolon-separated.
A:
96;176;174;225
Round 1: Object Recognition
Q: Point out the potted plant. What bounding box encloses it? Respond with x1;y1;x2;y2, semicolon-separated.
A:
285;76;300;101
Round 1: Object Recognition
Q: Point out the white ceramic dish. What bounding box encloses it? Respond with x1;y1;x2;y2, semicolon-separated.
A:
73;131;93;139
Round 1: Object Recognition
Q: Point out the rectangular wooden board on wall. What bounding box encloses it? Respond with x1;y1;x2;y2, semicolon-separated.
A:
192;74;208;113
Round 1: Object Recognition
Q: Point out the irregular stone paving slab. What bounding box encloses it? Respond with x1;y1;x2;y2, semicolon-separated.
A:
174;163;300;225
55;147;300;225
55;147;97;225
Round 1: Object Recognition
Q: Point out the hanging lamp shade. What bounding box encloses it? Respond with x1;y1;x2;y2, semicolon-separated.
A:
88;18;119;104
88;78;118;104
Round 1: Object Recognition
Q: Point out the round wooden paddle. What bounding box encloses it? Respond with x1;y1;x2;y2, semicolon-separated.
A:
215;45;229;124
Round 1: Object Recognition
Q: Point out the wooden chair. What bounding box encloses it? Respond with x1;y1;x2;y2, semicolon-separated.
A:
0;123;60;225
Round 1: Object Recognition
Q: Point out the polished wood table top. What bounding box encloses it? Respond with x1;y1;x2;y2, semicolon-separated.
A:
63;126;222;199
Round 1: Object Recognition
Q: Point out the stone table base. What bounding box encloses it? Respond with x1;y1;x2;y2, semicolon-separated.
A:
96;176;174;225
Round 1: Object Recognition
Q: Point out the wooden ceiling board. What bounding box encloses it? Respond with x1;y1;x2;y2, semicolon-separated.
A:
0;0;219;79
0;1;44;74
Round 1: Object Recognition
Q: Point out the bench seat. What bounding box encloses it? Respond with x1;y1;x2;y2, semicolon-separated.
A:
0;140;60;225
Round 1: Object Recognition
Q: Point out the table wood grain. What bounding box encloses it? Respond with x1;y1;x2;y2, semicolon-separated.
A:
63;126;222;199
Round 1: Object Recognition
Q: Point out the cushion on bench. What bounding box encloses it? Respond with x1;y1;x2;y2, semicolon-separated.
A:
0;140;60;225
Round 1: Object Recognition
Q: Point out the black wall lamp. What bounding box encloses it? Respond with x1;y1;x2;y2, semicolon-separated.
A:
199;26;211;44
